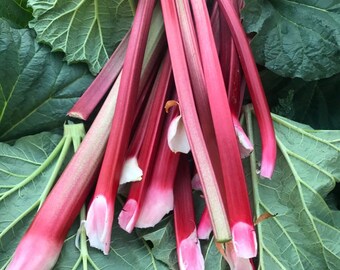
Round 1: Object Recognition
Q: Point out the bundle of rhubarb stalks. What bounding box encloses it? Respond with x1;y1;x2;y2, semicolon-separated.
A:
8;0;276;269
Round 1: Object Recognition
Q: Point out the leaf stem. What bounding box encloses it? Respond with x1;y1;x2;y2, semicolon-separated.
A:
39;137;72;208
0;200;39;240
244;104;264;265
0;137;66;201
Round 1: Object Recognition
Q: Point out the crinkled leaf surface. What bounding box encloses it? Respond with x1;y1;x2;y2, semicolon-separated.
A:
242;0;340;80
0;0;33;28
0;131;62;268
55;210;170;270
0;19;93;141
137;216;178;270
201;238;228;270
250;113;340;270
261;70;340;129
27;0;134;74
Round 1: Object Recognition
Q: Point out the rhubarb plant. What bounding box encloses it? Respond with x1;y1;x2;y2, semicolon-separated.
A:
1;0;340;269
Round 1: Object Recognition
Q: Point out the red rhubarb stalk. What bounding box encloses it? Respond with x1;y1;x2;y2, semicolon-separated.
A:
118;52;172;232
68;32;129;120
189;0;256;258
197;206;212;240
160;0;230;242
7;74;121;270
84;0;157;254
218;0;276;178
173;156;204;270
119;78;156;184
210;1;221;54
135;101;180;228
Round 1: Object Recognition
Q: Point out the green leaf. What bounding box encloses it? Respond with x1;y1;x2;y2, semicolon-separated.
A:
248;113;340;269
55;218;169;270
138;216;178;270
0;19;93;141
201;238;228;270
261;70;340;129
0;0;33;28
0;131;63;268
27;0;134;74
242;0;340;80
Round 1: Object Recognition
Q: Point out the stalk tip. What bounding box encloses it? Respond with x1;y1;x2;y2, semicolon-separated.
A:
232;222;257;258
135;187;174;228
120;156;143;184
118;199;138;233
178;230;204;270
84;195;111;255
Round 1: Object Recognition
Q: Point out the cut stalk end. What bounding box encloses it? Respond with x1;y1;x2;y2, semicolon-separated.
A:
231;222;257;258
135;186;174;228
120;156;143;184
118;199;138;233
178;230;204;270
197;207;212;240
84;195;111;255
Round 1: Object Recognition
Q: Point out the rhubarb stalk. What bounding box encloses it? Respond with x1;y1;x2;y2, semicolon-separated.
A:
173;156;204;270
197;206;212;240
218;0;276;178
160;0;230;241
135;103;180;228
189;0;256;258
84;0;156;254
68;32;129;120
7;75;121;269
118;52;172;232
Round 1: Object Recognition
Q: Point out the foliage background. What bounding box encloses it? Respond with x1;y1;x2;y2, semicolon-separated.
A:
0;0;339;269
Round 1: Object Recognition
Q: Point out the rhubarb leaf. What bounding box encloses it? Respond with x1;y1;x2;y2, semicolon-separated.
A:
55;205;170;270
138;216;178;270
0;131;62;267
0;0;33;28
261;70;340;129
0;19;93;142
27;0;134;74
242;0;340;80
201;238;227;270
250;113;340;269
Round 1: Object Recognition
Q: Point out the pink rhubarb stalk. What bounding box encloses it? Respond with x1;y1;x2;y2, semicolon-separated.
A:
119;78;156;184
7;73;121;270
189;0;256;258
68;32;129;120
218;0;276;178
118;52;172;232
135;103;180;228
218;242;254;270
160;0;230;241
174;156;204;270
84;0;156;254
219;4;253;157
197;206;212;240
